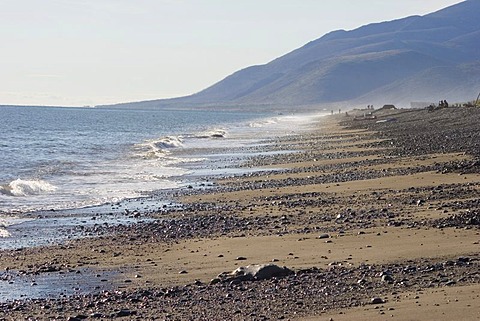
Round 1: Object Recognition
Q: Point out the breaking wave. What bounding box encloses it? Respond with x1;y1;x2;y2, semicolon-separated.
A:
0;218;12;238
133;128;226;160
133;136;184;159
0;179;58;197
0;228;10;238
249;118;279;128
154;136;184;149
194;128;226;139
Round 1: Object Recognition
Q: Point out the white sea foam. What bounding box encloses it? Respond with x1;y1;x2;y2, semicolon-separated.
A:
153;136;184;149
0;219;11;237
0;228;10;238
0;216;34;237
248;112;328;133
194;128;226;139
134;136;184;159
249;118;279;128
0;179;57;197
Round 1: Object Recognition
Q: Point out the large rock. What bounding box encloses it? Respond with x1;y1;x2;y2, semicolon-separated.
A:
214;264;293;284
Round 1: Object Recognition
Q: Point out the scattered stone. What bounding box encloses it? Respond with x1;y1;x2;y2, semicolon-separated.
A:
381;274;394;283
90;313;103;318
457;256;471;263
209;278;221;285
371;297;385;305
116;309;135;317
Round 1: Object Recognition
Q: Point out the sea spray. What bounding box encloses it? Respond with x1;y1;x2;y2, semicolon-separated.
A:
193;128;227;139
133;136;184;159
0;179;57;197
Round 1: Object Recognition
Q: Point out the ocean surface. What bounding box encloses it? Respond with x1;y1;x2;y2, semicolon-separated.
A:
0;106;261;214
0;106;325;247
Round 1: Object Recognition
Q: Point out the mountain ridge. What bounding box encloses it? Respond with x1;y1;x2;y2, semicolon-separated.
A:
102;0;480;111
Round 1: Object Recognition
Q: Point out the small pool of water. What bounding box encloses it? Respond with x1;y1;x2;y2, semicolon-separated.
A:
0;210;155;250
0;268;115;302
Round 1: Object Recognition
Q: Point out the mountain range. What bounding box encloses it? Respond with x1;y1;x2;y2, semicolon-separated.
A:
104;0;480;111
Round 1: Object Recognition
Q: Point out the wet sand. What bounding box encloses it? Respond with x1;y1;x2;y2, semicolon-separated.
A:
0;106;479;320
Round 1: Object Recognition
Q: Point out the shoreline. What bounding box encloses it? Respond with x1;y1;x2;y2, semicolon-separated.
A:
0;106;479;320
0;107;295;217
0;111;325;250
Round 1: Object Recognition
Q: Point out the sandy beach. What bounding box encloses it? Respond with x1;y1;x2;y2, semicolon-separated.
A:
0;106;479;320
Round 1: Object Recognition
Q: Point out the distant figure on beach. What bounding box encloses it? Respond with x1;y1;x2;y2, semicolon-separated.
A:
339;109;341;114
331;110;334;115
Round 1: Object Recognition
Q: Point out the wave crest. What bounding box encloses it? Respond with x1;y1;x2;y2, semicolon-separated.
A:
134;136;184;159
153;136;184;149
0;228;11;238
0;179;58;197
194;128;226;139
249;119;278;128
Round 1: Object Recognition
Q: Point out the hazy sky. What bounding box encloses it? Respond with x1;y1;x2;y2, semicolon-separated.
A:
1;0;464;106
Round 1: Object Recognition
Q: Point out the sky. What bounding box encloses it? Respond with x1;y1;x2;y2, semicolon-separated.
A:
1;0;465;107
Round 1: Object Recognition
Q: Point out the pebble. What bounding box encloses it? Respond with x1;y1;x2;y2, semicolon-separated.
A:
90;313;103;318
371;297;385;305
381;275;394;283
116;309;135;317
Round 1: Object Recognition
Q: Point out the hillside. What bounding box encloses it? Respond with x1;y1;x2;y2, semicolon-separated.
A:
104;0;480;110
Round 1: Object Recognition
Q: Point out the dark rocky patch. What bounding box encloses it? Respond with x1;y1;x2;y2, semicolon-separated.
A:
0;255;477;320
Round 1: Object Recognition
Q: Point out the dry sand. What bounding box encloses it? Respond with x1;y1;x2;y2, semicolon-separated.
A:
303;284;480;321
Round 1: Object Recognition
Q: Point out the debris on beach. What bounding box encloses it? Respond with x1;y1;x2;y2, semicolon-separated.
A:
211;264;294;284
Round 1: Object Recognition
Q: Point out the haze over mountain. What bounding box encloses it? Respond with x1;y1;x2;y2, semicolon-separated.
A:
106;0;480;111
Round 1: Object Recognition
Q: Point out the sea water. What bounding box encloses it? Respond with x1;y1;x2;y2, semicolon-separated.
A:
0;106;253;213
0;105;325;246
